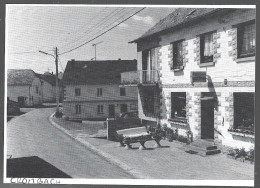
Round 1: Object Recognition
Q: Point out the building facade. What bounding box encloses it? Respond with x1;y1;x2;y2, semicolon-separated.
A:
36;72;63;103
62;60;138;120
7;69;43;107
123;8;255;150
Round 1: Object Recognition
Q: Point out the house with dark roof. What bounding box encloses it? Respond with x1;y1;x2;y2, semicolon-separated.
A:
36;72;63;103
62;59;138;120
7;69;43;107
122;8;255;150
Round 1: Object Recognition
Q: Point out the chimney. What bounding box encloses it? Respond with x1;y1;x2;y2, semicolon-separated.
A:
118;58;121;60
52;72;53;75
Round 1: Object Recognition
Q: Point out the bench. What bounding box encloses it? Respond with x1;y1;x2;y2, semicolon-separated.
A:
116;126;162;150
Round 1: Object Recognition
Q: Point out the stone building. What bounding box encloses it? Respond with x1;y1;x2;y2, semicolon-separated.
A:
122;8;255;150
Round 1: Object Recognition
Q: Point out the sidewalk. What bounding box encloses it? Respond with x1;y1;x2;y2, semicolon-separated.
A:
49;114;254;180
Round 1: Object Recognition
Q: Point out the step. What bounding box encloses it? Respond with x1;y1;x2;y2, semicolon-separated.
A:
190;139;216;149
191;142;218;151
182;144;221;156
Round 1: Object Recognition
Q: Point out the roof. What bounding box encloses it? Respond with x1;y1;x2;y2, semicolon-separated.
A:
36;73;61;86
62;60;137;85
7;69;36;86
130;8;225;43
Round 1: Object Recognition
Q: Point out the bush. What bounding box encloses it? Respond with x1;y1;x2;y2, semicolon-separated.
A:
246;148;254;162
227;147;254;162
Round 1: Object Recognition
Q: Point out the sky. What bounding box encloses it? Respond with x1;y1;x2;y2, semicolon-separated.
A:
6;5;176;74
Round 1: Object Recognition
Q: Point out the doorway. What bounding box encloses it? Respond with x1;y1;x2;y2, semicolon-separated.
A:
120;104;127;113
201;98;214;139
17;96;25;107
108;105;115;118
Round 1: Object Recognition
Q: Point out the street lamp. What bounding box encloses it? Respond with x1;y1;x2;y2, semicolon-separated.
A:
39;48;60;115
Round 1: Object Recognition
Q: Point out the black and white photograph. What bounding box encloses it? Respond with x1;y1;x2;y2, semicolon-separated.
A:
4;3;256;186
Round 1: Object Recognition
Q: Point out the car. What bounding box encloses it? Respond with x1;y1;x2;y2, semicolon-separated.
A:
119;111;138;119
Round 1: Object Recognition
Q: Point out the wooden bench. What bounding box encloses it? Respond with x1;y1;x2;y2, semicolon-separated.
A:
116;126;162;150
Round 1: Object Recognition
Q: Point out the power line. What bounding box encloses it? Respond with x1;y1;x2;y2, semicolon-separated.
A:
59;7;145;55
59;7;124;50
10;49;53;55
58;7;108;48
61;7;137;52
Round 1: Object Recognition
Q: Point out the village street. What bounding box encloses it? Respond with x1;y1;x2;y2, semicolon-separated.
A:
6;107;133;178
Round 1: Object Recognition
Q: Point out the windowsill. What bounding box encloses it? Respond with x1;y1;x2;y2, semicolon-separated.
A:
229;131;254;138
97;113;104;115
199;62;214;67
236;56;255;63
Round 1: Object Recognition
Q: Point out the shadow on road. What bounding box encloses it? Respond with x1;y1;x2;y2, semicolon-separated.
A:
7;156;71;178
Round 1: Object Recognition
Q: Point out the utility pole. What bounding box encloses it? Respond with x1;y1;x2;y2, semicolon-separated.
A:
92;41;103;60
39;48;60;115
55;47;60;114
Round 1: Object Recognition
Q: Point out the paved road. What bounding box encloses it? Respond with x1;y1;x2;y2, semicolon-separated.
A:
6;108;133;178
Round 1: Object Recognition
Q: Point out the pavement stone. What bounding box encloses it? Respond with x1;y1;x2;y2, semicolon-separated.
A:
50;114;254;180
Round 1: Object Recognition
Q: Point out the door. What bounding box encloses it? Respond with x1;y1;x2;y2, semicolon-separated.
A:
201;98;214;139
120;104;127;113
108;104;115;118
18;96;25;107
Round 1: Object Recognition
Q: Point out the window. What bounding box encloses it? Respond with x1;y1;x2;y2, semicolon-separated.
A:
171;92;186;118
172;40;184;69
120;104;127;113
75;104;81;114
130;104;137;111
237;21;255;58
120;88;126;96
142;48;158;83
97;105;103;114
97;88;102;97
200;32;214;63
233;92;254;132
75;88;81;96
36;86;39;94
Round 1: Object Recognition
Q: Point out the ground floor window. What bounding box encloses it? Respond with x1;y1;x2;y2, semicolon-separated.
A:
75;104;81;114
233;92;254;132
97;105;104;114
130;104;137;111
171;92;186;118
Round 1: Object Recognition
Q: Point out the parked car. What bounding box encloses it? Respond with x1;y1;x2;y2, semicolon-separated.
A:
119;111;138;119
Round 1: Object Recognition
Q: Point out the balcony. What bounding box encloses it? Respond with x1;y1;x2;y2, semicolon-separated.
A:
121;70;159;85
121;71;139;85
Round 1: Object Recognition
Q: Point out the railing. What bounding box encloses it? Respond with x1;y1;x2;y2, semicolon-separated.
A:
121;70;160;85
140;70;159;84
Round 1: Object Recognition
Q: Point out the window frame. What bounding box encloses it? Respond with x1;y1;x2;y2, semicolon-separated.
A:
97;88;103;97
120;87;126;96
75;104;81;114
97;105;104;114
200;31;215;65
130;104;137;111
237;20;256;59
75;88;81;96
171;39;184;70
171;92;187;119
